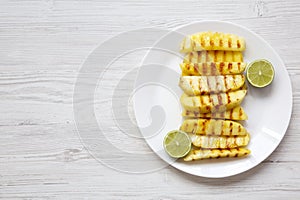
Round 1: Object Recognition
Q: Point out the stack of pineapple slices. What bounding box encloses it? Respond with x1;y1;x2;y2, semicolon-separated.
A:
178;32;251;161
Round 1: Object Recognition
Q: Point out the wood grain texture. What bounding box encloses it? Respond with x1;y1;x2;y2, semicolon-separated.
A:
0;0;300;199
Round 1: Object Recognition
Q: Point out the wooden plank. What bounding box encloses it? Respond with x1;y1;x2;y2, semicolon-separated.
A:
0;0;299;199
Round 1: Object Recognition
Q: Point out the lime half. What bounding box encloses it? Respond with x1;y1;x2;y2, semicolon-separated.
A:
163;130;191;158
246;59;275;88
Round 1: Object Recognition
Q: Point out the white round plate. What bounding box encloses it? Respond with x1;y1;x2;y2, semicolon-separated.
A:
133;21;293;178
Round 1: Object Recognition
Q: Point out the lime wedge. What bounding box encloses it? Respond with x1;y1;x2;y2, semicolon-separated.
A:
246;59;275;88
163;130;191;158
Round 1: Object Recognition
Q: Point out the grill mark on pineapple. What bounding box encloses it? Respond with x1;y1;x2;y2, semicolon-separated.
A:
200;37;205;48
186;110;190;116
206;76;211;93
199;51;203;63
237;62;241;72
223;51;226;62
234;135;238;147
224;76;228;91
192;38;196;50
194;63;199;74
191;36;196;49
217;94;223;106
202;119;207;132
219;39;223;48
207;51;211;62
221;121;224;135
213;94;222;112
220;62;225;74
228;37;232;48
205;105;210;113
185;122;189;130
215;76;220;92
218;111;225;120
193;64;197;74
199;63;207;75
225;138;229;148
233;75;238;88
208;62;212;75
186;64;191;70
193;121;198;134
202;113;208;118
238;124;242;133
226;92;232;107
237;40;241;48
208;63;212;75
211;51;217;62
211;63;217;75
211;112;216;119
210;39;214;47
189;52;193;62
220;75;226;92
207;93;213;110
229;122;233;136
189;78;193;88
229;108;234;120
239;106;243;118
199;95;204;109
198;77;202;95
214;51;217;62
228;63;233;70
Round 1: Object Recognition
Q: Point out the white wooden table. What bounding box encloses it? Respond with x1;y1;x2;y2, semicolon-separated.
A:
1;0;299;199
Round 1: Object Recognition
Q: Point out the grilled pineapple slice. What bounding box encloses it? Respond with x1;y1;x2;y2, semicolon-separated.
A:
180;62;246;76
179;75;245;95
241;83;247;90
180;119;247;136
189;133;250;148
184;51;243;63
180;90;247;113
183;148;251;161
180;32;246;52
182;106;248;120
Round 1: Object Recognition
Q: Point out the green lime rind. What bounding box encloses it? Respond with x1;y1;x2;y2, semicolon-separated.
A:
163;130;191;158
246;59;275;88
